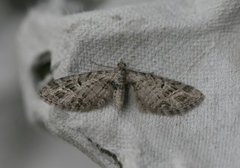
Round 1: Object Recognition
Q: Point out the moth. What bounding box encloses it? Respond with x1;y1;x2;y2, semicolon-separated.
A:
39;61;204;115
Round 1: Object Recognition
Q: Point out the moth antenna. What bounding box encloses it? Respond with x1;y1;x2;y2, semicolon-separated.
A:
90;60;114;69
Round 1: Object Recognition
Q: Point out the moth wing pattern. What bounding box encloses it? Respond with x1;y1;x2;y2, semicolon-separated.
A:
126;70;204;115
40;71;116;111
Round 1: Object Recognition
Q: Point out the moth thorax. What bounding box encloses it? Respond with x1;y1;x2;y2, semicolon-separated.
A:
116;69;126;84
117;61;127;70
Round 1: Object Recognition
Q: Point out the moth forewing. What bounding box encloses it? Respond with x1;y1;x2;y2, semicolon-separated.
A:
39;61;204;114
40;72;115;111
126;70;204;115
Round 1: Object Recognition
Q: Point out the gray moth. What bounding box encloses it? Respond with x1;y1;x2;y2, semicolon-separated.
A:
39;61;204;115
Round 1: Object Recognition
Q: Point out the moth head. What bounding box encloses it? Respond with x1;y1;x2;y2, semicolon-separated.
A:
117;60;126;69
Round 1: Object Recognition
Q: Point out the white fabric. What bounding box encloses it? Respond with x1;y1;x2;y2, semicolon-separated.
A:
18;0;240;167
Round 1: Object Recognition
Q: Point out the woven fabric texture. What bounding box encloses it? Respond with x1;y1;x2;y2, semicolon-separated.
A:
18;0;240;167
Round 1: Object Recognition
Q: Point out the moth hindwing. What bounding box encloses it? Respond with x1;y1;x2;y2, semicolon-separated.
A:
39;61;204;115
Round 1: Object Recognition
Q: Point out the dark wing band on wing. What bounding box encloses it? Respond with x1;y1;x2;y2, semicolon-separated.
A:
39;71;116;111
126;70;204;115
